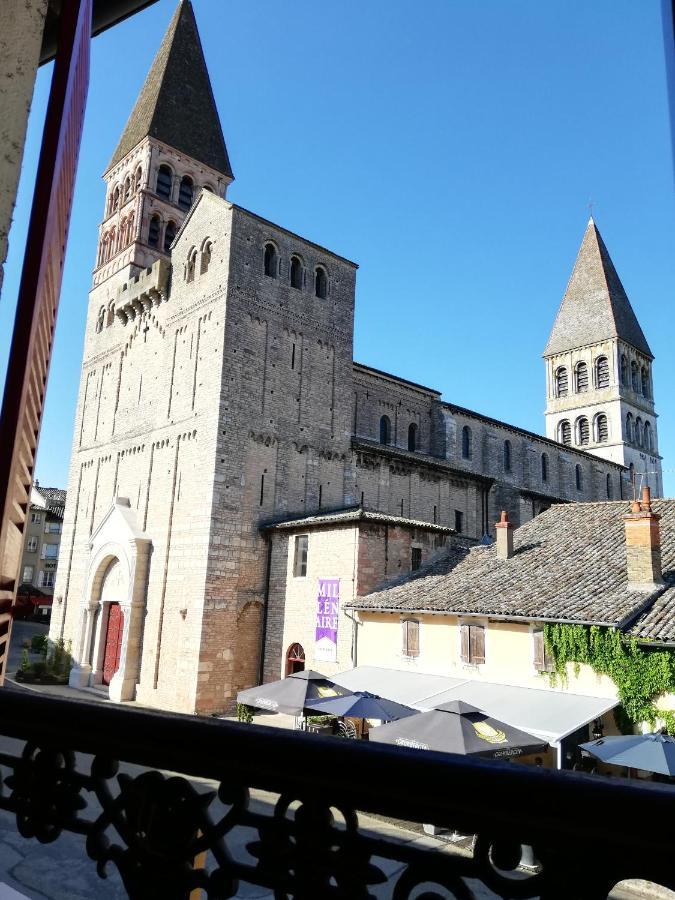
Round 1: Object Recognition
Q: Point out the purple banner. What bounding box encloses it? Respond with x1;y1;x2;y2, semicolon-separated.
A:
315;578;340;663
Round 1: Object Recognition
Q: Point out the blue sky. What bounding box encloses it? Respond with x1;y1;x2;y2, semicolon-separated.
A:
1;0;673;493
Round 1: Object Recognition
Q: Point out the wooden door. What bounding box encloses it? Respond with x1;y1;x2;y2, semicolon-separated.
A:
102;603;124;686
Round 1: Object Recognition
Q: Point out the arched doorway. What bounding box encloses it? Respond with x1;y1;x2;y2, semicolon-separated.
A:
102;602;124;686
285;642;305;676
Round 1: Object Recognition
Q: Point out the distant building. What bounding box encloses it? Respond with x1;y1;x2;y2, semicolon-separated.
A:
20;485;66;614
51;1;662;713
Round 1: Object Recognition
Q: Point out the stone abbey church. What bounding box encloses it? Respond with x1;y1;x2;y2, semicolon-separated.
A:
50;1;662;713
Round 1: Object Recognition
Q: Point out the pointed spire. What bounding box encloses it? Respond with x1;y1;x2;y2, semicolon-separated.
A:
544;220;652;358
106;1;233;178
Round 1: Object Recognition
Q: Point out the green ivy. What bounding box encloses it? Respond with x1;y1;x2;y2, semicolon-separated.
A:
236;703;255;724
543;623;675;735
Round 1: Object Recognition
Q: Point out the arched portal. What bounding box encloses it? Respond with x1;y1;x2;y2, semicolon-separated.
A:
285;642;305;676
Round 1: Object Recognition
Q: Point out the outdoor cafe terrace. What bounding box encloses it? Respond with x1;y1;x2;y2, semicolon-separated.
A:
2;686;675;898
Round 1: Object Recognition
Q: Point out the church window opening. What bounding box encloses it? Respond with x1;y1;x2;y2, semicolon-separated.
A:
626;413;634;443
200;241;212;274
107;228;116;259
96;307;105;333
290;256;303;290
635;417;643;447
461;425;472;459
118;218;126;251
644;421;653;452
285;642;305;676
641;367;650;398
411;547;422;571
595;356;609;389
454;509;463;533
291;343;296;370
433;505;437;523
123;176;131;203
315;266;328;299
259;472;266;506
503;439;512;472
631;361;639;392
606;474;613;499
178;175;194;209
202;183;214;193
575;361;588;393
106;303;115;327
156;164;172;199
575;464;583;491
186;248;197;282
318;485;323;508
293;534;308;577
576;416;589;446
620;354;628;385
148;214;161;248
127;212;135;246
555;366;568;397
112;185;120;211
264;243;278;278
408;422;418;452
558;420;571;446
163;220;176;253
595;413;608;443
134;166;142;192
541;452;549;482
380;415;391;445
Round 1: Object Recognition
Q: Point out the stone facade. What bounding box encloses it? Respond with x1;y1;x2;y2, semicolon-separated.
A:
50;2;655;714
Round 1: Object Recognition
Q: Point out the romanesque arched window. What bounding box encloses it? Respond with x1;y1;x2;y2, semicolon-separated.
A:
644;421;653;452
178;175;194;210
555;366;568;397
163;220;176;253
97;235;106;267
606;473;613;499
541;452;549;482
118;218;127;251
461;425;472;460
107;227;116;260
123;176;131;203
186;247;197;283
107;188;116;216
148;214;161;248
620;354;628;385
625;412;634;443
629;462;635;490
558;420;571;446
290;255;303;289
134;166;142;192
631;360;639;392
503;439;512;472
106;302;115;327
127;211;135;246
200;240;212;274
595;356;609;389
408;422;417;452
576;416;589;446
380;415;391;445
575;464;583;491
96;306;105;333
575;361;588;393
156;164;172;199
641;366;650;398
635;417;643;447
315;266;328;299
595;413;608;443
112;185;120;211
264;243;278;278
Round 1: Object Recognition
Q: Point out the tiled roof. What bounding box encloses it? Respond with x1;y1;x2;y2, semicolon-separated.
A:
629;585;675;644
37;487;66;504
261;505;455;534
544;219;652;357
107;1;232;177
350;500;675;630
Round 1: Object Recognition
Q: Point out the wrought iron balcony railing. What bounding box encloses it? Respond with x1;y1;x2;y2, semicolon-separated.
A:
0;689;674;899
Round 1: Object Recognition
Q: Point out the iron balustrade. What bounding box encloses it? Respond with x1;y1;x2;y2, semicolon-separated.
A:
0;690;674;899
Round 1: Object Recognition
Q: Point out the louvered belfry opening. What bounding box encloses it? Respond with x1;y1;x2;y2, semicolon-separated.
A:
596;355;609;388
577;417;590;445
558;420;571;446
575;362;588;392
596;414;609;443
555;366;568;397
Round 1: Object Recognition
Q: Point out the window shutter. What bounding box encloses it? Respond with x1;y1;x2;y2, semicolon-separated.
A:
470;625;485;664
533;629;544;671
460;624;470;663
403;620;419;658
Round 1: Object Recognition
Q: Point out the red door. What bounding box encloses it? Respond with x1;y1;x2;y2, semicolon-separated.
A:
102;603;124;686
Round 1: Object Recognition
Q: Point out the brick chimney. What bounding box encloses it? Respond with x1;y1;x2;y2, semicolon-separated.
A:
495;510;515;560
624;486;663;591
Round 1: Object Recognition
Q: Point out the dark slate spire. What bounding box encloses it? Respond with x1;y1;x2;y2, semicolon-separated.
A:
544;219;652;358
106;1;233;178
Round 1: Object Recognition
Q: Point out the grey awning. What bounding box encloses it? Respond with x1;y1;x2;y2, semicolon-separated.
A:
334;666;618;744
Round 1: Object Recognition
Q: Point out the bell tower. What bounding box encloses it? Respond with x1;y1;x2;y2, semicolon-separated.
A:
544;219;662;497
91;0;233;296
